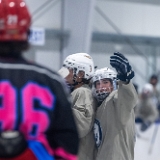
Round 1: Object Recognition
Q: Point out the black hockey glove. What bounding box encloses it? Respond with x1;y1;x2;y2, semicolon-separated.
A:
110;52;134;82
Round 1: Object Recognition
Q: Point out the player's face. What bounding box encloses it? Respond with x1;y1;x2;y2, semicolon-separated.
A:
95;79;113;93
65;69;84;84
65;68;74;85
150;78;158;87
75;71;84;83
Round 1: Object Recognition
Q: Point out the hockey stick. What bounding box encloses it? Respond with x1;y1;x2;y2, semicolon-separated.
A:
135;124;149;141
148;123;159;154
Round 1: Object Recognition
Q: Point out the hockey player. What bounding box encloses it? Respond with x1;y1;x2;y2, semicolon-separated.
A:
92;52;138;160
58;53;96;160
149;74;160;112
135;83;159;131
0;0;79;160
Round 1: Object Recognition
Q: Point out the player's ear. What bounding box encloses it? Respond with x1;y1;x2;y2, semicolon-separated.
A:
78;71;85;79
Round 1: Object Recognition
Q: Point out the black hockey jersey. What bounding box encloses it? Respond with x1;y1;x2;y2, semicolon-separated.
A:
0;56;79;160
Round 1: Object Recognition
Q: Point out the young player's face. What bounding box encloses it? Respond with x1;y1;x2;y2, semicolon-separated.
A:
65;68;74;85
150;78;158;87
95;79;113;93
65;69;84;85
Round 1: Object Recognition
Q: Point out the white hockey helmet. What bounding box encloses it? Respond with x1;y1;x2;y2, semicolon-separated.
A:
92;67;117;83
92;67;117;103
142;83;153;95
63;53;94;80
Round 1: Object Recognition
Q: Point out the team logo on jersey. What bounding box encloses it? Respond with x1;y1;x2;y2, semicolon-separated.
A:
94;119;102;148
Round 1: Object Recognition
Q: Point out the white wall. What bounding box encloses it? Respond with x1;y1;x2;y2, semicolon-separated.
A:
94;1;160;37
25;0;160;36
25;0;62;29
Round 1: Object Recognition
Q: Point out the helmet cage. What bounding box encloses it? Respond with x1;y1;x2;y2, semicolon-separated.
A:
94;87;110;103
92;67;117;102
92;67;117;83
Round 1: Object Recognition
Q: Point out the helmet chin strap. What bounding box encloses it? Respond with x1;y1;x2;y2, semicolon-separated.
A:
72;76;84;87
95;86;113;105
66;74;84;92
72;69;84;87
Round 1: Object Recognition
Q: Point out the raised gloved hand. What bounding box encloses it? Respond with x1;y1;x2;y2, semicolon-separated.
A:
110;52;134;82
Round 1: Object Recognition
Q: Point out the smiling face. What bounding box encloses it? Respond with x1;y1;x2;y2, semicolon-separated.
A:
150;77;158;87
94;78;113;102
95;78;113;93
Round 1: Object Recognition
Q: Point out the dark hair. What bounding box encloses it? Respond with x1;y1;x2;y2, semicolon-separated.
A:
82;78;91;84
0;41;29;57
94;78;113;87
150;74;158;80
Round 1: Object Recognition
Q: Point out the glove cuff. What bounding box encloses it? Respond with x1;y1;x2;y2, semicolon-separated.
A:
117;70;134;82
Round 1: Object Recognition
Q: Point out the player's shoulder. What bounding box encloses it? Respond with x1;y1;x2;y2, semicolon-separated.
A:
19;59;68;91
27;60;57;73
74;84;92;94
104;90;117;104
25;60;63;80
72;85;94;102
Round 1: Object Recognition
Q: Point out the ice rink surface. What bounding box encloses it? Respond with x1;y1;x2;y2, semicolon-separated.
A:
135;123;160;160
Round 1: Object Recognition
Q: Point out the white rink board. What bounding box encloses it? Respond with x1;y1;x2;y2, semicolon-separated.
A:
135;123;160;160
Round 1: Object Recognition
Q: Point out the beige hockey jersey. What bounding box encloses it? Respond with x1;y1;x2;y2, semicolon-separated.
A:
94;81;138;160
71;84;96;160
135;97;159;123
